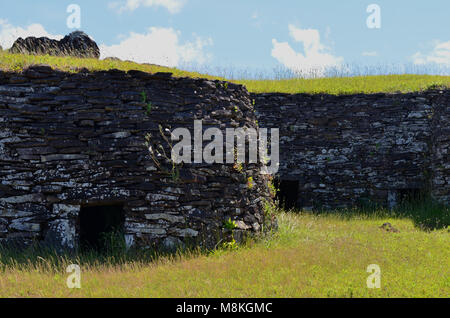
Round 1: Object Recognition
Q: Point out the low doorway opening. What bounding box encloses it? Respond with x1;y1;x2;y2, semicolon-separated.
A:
79;204;125;252
275;180;300;210
397;188;423;204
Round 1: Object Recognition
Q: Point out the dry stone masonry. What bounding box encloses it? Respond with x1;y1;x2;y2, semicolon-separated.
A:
0;65;272;250
432;92;450;205
253;90;449;210
0;63;448;251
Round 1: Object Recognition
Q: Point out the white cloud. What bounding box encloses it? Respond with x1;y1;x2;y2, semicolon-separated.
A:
412;41;450;66
0;20;211;68
110;0;186;14
271;25;343;77
362;51;378;57
100;27;212;67
0;19;63;49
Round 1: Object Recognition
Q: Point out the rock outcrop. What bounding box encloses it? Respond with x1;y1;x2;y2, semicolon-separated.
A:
9;31;100;59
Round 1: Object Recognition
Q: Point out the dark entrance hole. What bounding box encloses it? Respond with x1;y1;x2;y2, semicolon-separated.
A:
275;180;300;210
397;188;423;204
79;204;125;252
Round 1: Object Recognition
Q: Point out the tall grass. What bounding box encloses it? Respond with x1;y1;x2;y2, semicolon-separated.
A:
1;198;447;274
239;74;450;95
395;198;449;231
0;241;206;274
0;207;448;297
287;197;450;231
1;51;449;94
183;62;450;80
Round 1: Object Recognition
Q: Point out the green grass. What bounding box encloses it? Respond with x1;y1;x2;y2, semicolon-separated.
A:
240;74;450;95
0;50;223;81
1;51;449;95
1;204;448;298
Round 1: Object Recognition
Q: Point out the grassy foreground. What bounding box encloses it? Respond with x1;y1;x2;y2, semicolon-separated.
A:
0;211;448;298
1;51;449;95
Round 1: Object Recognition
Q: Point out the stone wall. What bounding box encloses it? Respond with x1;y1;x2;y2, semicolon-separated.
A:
0;64;448;250
431;90;450;205
252;90;449;210
0;65;271;250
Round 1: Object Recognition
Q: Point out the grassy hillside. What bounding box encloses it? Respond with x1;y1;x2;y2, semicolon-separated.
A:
1;209;448;298
0;51;223;81
1;51;449;95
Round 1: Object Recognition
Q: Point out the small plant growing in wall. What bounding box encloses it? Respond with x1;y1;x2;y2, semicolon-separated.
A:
267;177;279;199
262;199;279;233
231;146;247;175
145;102;153;115
140;91;153;116
223;218;237;231
247;176;254;189
145;125;182;182
221;218;238;250
375;143;381;151
215;82;229;90
233;162;244;173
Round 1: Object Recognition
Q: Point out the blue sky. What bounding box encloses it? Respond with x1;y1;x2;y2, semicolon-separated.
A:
0;0;449;77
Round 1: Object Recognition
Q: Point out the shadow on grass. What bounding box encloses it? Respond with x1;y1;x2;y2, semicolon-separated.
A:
0;232;204;272
2;198;447;271
294;197;449;231
395;198;449;231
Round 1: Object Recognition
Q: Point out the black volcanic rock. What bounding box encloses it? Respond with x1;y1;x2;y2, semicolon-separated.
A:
10;31;100;59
